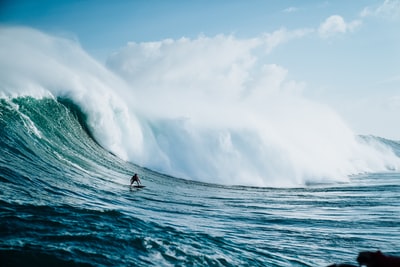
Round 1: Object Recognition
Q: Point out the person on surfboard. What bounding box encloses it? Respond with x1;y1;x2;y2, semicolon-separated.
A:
130;173;141;187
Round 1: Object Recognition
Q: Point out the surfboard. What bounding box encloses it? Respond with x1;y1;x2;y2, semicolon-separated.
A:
131;185;146;189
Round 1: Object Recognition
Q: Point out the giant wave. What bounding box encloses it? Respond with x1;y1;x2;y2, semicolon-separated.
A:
1;26;400;187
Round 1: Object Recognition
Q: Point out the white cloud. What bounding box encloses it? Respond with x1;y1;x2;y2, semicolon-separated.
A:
263;28;313;53
283;6;298;13
360;0;400;19
318;15;361;38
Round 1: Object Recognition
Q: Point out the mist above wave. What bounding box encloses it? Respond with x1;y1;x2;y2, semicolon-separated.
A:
1;26;399;186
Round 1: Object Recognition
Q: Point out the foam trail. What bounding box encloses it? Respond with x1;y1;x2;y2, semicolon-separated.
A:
1;26;399;186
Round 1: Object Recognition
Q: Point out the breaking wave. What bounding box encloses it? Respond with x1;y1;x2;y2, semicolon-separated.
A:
1;26;399;187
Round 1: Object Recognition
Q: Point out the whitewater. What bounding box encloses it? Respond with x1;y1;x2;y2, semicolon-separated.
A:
1;26;400;266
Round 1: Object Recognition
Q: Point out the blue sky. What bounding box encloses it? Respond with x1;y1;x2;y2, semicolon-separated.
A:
1;0;400;139
1;1;393;58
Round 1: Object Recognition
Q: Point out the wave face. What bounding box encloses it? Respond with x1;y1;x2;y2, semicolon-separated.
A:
1;26;400;187
0;96;136;204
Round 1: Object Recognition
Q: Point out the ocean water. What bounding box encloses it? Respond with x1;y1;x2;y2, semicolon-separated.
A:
1;27;400;267
1;96;400;267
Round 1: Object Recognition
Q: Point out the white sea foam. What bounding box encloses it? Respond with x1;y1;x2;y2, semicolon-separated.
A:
1;26;399;186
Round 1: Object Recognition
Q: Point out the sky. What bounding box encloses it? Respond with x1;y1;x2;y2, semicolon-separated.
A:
1;0;400;139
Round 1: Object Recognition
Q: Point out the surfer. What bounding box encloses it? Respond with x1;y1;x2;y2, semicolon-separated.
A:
130;173;141;187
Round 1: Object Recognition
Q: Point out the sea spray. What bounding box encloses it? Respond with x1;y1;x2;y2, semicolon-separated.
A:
1;26;399;186
106;34;400;185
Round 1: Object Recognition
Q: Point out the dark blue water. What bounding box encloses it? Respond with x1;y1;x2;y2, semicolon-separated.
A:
1;97;399;266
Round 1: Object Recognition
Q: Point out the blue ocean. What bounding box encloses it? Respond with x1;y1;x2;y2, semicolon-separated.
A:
1;27;400;266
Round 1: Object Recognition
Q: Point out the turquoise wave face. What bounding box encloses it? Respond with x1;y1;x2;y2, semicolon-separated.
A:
0;96;138;206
